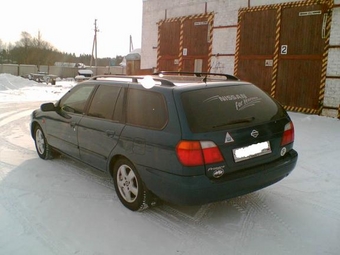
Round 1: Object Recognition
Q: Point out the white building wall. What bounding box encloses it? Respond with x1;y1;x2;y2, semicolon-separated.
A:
324;2;340;117
141;0;340;117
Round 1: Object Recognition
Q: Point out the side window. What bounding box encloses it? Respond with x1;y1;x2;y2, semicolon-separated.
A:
59;85;95;114
126;88;167;129
88;85;121;120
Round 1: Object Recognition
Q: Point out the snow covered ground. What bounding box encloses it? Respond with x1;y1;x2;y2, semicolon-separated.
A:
0;73;339;255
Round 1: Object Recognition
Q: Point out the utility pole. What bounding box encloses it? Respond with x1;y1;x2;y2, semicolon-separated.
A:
90;19;99;67
129;35;134;53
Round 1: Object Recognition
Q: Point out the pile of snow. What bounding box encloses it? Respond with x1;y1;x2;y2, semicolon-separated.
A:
0;73;75;102
0;73;38;91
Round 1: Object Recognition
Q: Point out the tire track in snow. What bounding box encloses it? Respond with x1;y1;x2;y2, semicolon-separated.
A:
0;137;36;155
0;109;33;127
271;186;340;223
230;192;303;255
0;108;37;169
0;110;22;120
142;203;236;255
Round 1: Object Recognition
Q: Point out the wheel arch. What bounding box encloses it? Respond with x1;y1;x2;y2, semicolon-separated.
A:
108;155;148;189
108;155;135;178
31;121;40;139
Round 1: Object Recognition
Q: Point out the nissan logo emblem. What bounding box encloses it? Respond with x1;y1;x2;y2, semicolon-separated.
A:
251;130;259;138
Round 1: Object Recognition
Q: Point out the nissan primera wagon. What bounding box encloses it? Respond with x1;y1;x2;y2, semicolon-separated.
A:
31;72;298;211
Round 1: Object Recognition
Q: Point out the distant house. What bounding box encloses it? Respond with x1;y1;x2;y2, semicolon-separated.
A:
120;49;144;75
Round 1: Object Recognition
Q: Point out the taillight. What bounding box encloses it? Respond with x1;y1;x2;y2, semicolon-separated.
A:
201;141;224;164
176;140;224;166
281;121;295;146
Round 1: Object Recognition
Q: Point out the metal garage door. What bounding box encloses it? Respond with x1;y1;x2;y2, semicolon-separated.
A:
235;1;332;114
236;8;277;94
157;13;214;72
158;20;181;71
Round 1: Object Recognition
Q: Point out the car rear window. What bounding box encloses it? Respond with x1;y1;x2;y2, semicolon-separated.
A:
181;84;284;133
126;88;168;130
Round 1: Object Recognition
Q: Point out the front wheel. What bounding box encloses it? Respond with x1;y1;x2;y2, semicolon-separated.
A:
34;125;53;159
113;159;149;211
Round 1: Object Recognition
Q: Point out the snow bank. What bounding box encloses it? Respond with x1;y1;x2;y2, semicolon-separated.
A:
0;73;38;91
0;73;74;102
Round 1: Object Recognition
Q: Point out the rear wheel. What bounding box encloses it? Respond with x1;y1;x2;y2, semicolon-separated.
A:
113;159;149;211
34;125;53;159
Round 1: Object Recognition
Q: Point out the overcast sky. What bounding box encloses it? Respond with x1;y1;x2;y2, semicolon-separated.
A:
1;0;143;58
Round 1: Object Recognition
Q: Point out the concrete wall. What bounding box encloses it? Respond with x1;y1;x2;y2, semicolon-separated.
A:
0;64;19;75
141;0;340;118
0;64;125;78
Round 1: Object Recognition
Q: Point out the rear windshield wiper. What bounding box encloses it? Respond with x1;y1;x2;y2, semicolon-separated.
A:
213;117;255;128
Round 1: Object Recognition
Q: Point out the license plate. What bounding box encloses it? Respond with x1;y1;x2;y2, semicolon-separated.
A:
233;141;272;162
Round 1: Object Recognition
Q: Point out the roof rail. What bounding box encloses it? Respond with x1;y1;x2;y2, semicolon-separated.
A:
154;71;239;81
89;74;175;86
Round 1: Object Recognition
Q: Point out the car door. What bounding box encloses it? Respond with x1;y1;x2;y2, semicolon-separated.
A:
77;83;126;171
45;84;96;159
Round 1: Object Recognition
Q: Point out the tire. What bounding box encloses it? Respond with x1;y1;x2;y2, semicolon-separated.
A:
34;125;53;160
113;159;149;211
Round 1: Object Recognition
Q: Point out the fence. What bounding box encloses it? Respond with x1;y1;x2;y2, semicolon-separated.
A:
0;64;125;78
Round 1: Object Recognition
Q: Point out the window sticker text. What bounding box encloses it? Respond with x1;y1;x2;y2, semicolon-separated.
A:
204;94;247;103
235;97;262;111
203;94;262;111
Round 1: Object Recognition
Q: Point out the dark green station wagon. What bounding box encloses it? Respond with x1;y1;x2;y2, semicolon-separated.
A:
31;72;298;211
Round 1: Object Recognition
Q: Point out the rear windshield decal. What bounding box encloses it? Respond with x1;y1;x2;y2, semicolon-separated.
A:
204;94;247;103
204;94;262;111
235;97;262;111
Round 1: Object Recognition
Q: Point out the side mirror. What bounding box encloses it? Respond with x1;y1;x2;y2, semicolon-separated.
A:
40;102;56;112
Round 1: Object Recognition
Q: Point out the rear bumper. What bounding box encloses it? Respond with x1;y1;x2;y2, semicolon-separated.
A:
141;149;298;205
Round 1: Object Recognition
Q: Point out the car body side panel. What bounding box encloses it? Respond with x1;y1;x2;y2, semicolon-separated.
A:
77;117;125;170
44;111;83;159
117;126;186;175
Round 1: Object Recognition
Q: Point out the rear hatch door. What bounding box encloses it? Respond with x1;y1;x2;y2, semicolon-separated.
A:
177;82;291;177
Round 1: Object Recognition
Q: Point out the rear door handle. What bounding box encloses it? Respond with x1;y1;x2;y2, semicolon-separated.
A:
70;122;77;131
106;130;115;138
